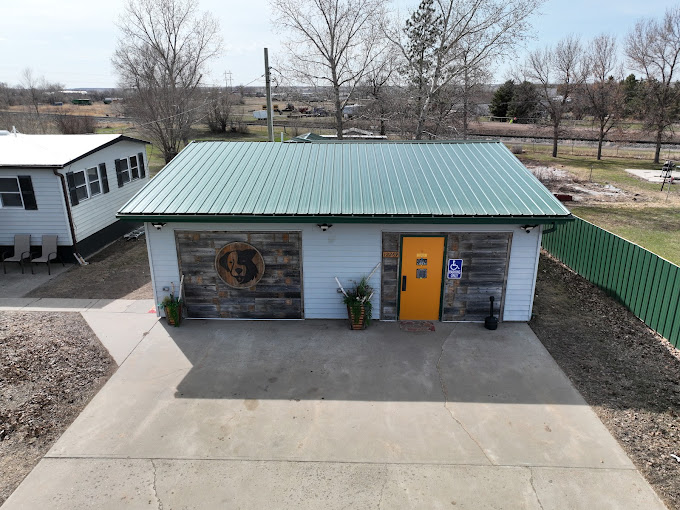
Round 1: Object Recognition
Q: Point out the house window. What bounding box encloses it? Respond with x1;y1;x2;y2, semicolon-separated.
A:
73;170;89;201
115;153;146;187
87;166;101;196
0;177;23;207
119;158;131;184
130;155;139;180
66;165;108;206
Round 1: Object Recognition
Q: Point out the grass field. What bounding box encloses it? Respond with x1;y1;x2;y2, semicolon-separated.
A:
516;148;680;265
569;205;680;265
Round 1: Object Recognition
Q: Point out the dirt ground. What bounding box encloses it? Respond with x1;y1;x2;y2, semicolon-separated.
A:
525;161;639;205
530;253;680;509
26;238;153;300
0;312;115;505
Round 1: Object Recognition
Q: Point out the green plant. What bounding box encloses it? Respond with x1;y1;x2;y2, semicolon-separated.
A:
342;276;374;325
160;292;182;326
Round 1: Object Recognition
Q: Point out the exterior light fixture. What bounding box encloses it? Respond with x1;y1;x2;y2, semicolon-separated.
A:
317;224;332;232
520;224;538;234
151;222;166;230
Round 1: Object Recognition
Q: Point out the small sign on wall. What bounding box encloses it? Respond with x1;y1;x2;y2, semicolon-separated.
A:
447;259;463;279
383;251;399;258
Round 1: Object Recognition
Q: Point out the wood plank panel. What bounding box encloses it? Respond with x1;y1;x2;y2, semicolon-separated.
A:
176;230;302;319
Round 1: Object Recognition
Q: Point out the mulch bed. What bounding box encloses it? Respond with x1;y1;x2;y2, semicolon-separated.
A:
0;312;115;505
530;253;680;509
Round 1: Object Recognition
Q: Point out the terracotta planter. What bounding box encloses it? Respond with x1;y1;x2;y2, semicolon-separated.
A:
347;304;366;330
164;304;182;327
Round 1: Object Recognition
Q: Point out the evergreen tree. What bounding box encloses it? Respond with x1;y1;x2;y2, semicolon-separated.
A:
489;80;515;120
508;81;541;122
622;74;642;118
402;0;443;134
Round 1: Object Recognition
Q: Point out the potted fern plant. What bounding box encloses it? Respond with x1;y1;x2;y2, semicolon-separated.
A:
342;276;373;330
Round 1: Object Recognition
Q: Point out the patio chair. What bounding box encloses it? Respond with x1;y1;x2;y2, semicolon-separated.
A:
31;235;63;275
1;234;32;274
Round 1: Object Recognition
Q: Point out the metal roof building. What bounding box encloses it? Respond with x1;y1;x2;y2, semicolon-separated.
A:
119;140;569;221
120;140;572;324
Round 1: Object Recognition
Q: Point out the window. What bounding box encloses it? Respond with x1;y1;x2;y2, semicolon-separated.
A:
115;153;146;188
0;176;37;210
119;158;131;184
0;177;23;207
66;165;108;206
130;155;139;180
87;167;101;196
73;170;88;201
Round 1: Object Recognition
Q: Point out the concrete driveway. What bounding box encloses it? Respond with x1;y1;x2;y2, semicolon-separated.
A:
2;317;666;509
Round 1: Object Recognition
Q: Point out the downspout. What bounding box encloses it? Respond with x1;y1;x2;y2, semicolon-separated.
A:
542;222;557;235
52;168;83;263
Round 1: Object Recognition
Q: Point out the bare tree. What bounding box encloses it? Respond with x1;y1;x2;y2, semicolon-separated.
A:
359;49;400;135
112;0;222;162
525;36;586;158
271;0;386;139
455;43;491;138
582;34;624;160
21;69;50;133
205;87;235;133
394;0;544;139
625;6;680;163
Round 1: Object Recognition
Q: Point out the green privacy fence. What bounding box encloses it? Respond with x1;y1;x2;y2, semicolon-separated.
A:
541;217;680;349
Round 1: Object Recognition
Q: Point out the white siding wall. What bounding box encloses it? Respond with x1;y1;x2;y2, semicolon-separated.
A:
0;168;71;247
62;140;148;242
145;222;542;321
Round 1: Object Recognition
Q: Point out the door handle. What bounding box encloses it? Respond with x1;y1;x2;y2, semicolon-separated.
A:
402;275;407;291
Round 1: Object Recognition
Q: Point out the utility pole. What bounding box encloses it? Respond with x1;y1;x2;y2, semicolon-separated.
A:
264;48;274;142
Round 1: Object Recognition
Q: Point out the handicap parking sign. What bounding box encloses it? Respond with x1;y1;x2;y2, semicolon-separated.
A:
447;259;463;279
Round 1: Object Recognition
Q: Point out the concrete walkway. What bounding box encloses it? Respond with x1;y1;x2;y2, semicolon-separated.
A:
0;263;72;298
0;302;667;509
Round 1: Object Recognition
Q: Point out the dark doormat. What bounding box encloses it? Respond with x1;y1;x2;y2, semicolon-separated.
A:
399;321;436;332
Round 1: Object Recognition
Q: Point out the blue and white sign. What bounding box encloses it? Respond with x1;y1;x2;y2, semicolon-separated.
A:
447;258;463;279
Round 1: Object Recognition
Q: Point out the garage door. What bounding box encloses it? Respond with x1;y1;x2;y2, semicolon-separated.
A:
176;231;303;319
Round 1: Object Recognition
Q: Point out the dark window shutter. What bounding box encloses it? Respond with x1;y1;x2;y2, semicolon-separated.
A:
114;159;124;188
137;152;146;178
99;163;110;193
18;176;37;210
65;171;79;206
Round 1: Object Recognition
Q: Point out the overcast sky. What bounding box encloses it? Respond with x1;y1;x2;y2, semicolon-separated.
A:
0;0;672;89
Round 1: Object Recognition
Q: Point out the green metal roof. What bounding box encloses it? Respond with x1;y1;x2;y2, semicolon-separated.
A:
118;140;572;223
288;132;327;142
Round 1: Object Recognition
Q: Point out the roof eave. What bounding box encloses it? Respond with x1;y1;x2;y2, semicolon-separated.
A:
0;135;150;169
117;213;574;225
61;135;150;168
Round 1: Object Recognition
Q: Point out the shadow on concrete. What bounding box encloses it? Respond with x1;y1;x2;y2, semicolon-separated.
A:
166;319;584;405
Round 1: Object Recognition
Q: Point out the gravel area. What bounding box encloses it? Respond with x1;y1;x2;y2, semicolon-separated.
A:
0;312;115;505
530;253;680;509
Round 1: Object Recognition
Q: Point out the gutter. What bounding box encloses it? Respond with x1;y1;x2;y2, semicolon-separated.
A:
116;213;575;225
52;168;84;263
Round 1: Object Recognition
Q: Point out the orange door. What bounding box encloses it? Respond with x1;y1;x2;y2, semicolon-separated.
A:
399;237;445;320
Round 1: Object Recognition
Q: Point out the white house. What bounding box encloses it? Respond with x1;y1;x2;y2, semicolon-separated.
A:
0;133;149;261
118;140;572;322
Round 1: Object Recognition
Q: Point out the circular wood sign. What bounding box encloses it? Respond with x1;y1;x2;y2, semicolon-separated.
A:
215;242;265;288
